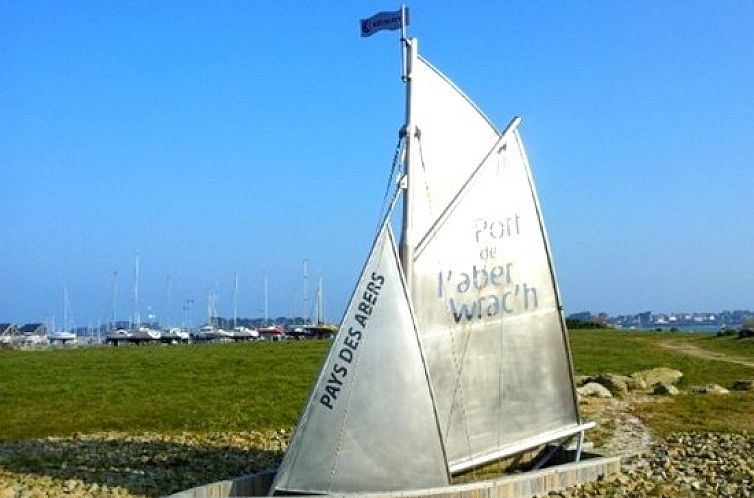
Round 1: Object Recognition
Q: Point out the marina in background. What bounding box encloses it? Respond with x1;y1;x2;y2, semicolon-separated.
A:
2;307;752;349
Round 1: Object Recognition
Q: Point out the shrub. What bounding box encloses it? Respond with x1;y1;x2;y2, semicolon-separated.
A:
717;328;738;337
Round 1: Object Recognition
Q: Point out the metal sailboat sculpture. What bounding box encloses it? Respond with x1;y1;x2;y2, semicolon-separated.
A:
272;9;591;494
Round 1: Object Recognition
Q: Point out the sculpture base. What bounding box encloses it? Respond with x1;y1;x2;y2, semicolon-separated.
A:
166;450;620;498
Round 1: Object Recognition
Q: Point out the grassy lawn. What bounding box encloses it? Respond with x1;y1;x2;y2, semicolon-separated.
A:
0;331;752;440
570;330;754;386
570;330;754;435
678;331;754;357
0;341;328;440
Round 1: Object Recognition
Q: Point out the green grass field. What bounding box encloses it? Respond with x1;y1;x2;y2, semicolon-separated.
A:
570;330;754;434
570;330;754;387
1;331;752;440
0;342;328;440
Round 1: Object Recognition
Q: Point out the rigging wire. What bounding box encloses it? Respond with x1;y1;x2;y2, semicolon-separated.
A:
416;135;477;481
373;134;406;236
494;148;508;476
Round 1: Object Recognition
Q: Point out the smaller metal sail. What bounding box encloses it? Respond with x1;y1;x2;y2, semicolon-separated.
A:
406;51;588;473
271;222;449;494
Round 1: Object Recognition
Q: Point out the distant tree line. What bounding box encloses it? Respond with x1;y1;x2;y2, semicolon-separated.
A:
565;318;608;330
720;319;754;338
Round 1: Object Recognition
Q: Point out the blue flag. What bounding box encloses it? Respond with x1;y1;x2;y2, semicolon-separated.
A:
360;9;409;38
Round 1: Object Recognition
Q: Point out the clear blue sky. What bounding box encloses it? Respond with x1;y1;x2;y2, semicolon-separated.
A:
2;1;753;327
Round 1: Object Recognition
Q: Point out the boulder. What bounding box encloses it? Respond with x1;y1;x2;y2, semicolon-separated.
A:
732;379;754;391
631;367;683;388
577;382;613;398
593;373;631;396
574;375;592;387
653;383;680;396
689;383;730;395
624;375;648;391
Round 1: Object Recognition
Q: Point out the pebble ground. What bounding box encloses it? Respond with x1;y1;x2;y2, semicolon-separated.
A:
0;430;287;497
0;401;752;497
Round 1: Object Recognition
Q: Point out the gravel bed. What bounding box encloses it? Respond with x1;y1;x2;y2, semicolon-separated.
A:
0;430;288;497
1;424;752;497
571;396;753;497
553;431;754;498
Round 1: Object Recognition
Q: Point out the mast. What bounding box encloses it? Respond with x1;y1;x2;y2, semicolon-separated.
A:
111;271;118;332
234;272;239;328
212;288;219;328
264;272;269;326
207;292;213;328
184;298;194;330
132;254;141;329
398;5;416;291
165;275;172;329
317;277;325;323
302;259;309;324
316;276;324;324
63;285;68;333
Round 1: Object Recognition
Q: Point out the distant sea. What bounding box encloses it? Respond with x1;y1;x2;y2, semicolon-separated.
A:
640;324;731;333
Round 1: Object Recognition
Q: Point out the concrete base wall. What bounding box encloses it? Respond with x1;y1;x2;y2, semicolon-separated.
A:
166;454;620;498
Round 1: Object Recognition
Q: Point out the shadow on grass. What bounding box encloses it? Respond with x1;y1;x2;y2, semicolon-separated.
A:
0;432;284;497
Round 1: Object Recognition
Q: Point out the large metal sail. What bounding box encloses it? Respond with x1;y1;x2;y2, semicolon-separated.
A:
271;223;449;494
405;53;585;473
404;55;500;243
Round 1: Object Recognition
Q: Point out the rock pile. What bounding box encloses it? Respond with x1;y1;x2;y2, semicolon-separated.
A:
577;367;684;398
573;369;754;497
577;367;753;399
550;431;754;498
